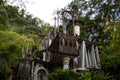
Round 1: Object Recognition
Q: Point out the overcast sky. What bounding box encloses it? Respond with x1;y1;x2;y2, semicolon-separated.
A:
24;0;73;25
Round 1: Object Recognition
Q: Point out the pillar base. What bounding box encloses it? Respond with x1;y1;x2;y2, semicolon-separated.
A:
77;68;89;71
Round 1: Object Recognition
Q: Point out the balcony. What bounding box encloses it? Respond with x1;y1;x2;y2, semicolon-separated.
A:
48;32;79;56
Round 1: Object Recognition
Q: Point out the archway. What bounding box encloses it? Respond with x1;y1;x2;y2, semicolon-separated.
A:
34;66;48;80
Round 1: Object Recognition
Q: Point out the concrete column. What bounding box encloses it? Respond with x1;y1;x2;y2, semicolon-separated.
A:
74;25;80;36
49;39;52;46
91;45;97;68
63;57;70;70
82;41;85;68
43;52;46;61
77;41;88;71
95;46;101;69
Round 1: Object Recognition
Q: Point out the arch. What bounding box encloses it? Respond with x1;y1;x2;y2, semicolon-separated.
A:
34;66;48;80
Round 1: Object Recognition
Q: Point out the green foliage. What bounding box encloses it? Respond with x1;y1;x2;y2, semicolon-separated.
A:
101;48;120;79
79;71;113;80
0;31;34;50
68;0;120;44
49;68;113;80
100;22;120;79
0;0;119;80
0;31;34;79
49;68;79;80
0;1;53;79
0;0;8;31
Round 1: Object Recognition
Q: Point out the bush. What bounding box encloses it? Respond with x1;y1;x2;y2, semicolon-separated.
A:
49;68;78;80
48;68;114;80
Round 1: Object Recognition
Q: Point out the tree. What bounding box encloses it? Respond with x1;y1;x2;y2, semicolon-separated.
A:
68;0;120;45
0;0;54;79
0;0;7;30
0;31;34;80
101;22;120;79
67;0;120;79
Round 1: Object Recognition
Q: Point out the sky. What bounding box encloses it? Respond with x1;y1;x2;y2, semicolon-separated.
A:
24;0;73;25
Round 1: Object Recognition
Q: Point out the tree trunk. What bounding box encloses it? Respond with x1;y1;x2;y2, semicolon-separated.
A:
105;14;110;26
6;74;13;80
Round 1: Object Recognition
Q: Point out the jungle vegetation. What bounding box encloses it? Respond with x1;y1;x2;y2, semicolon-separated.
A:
0;0;120;80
